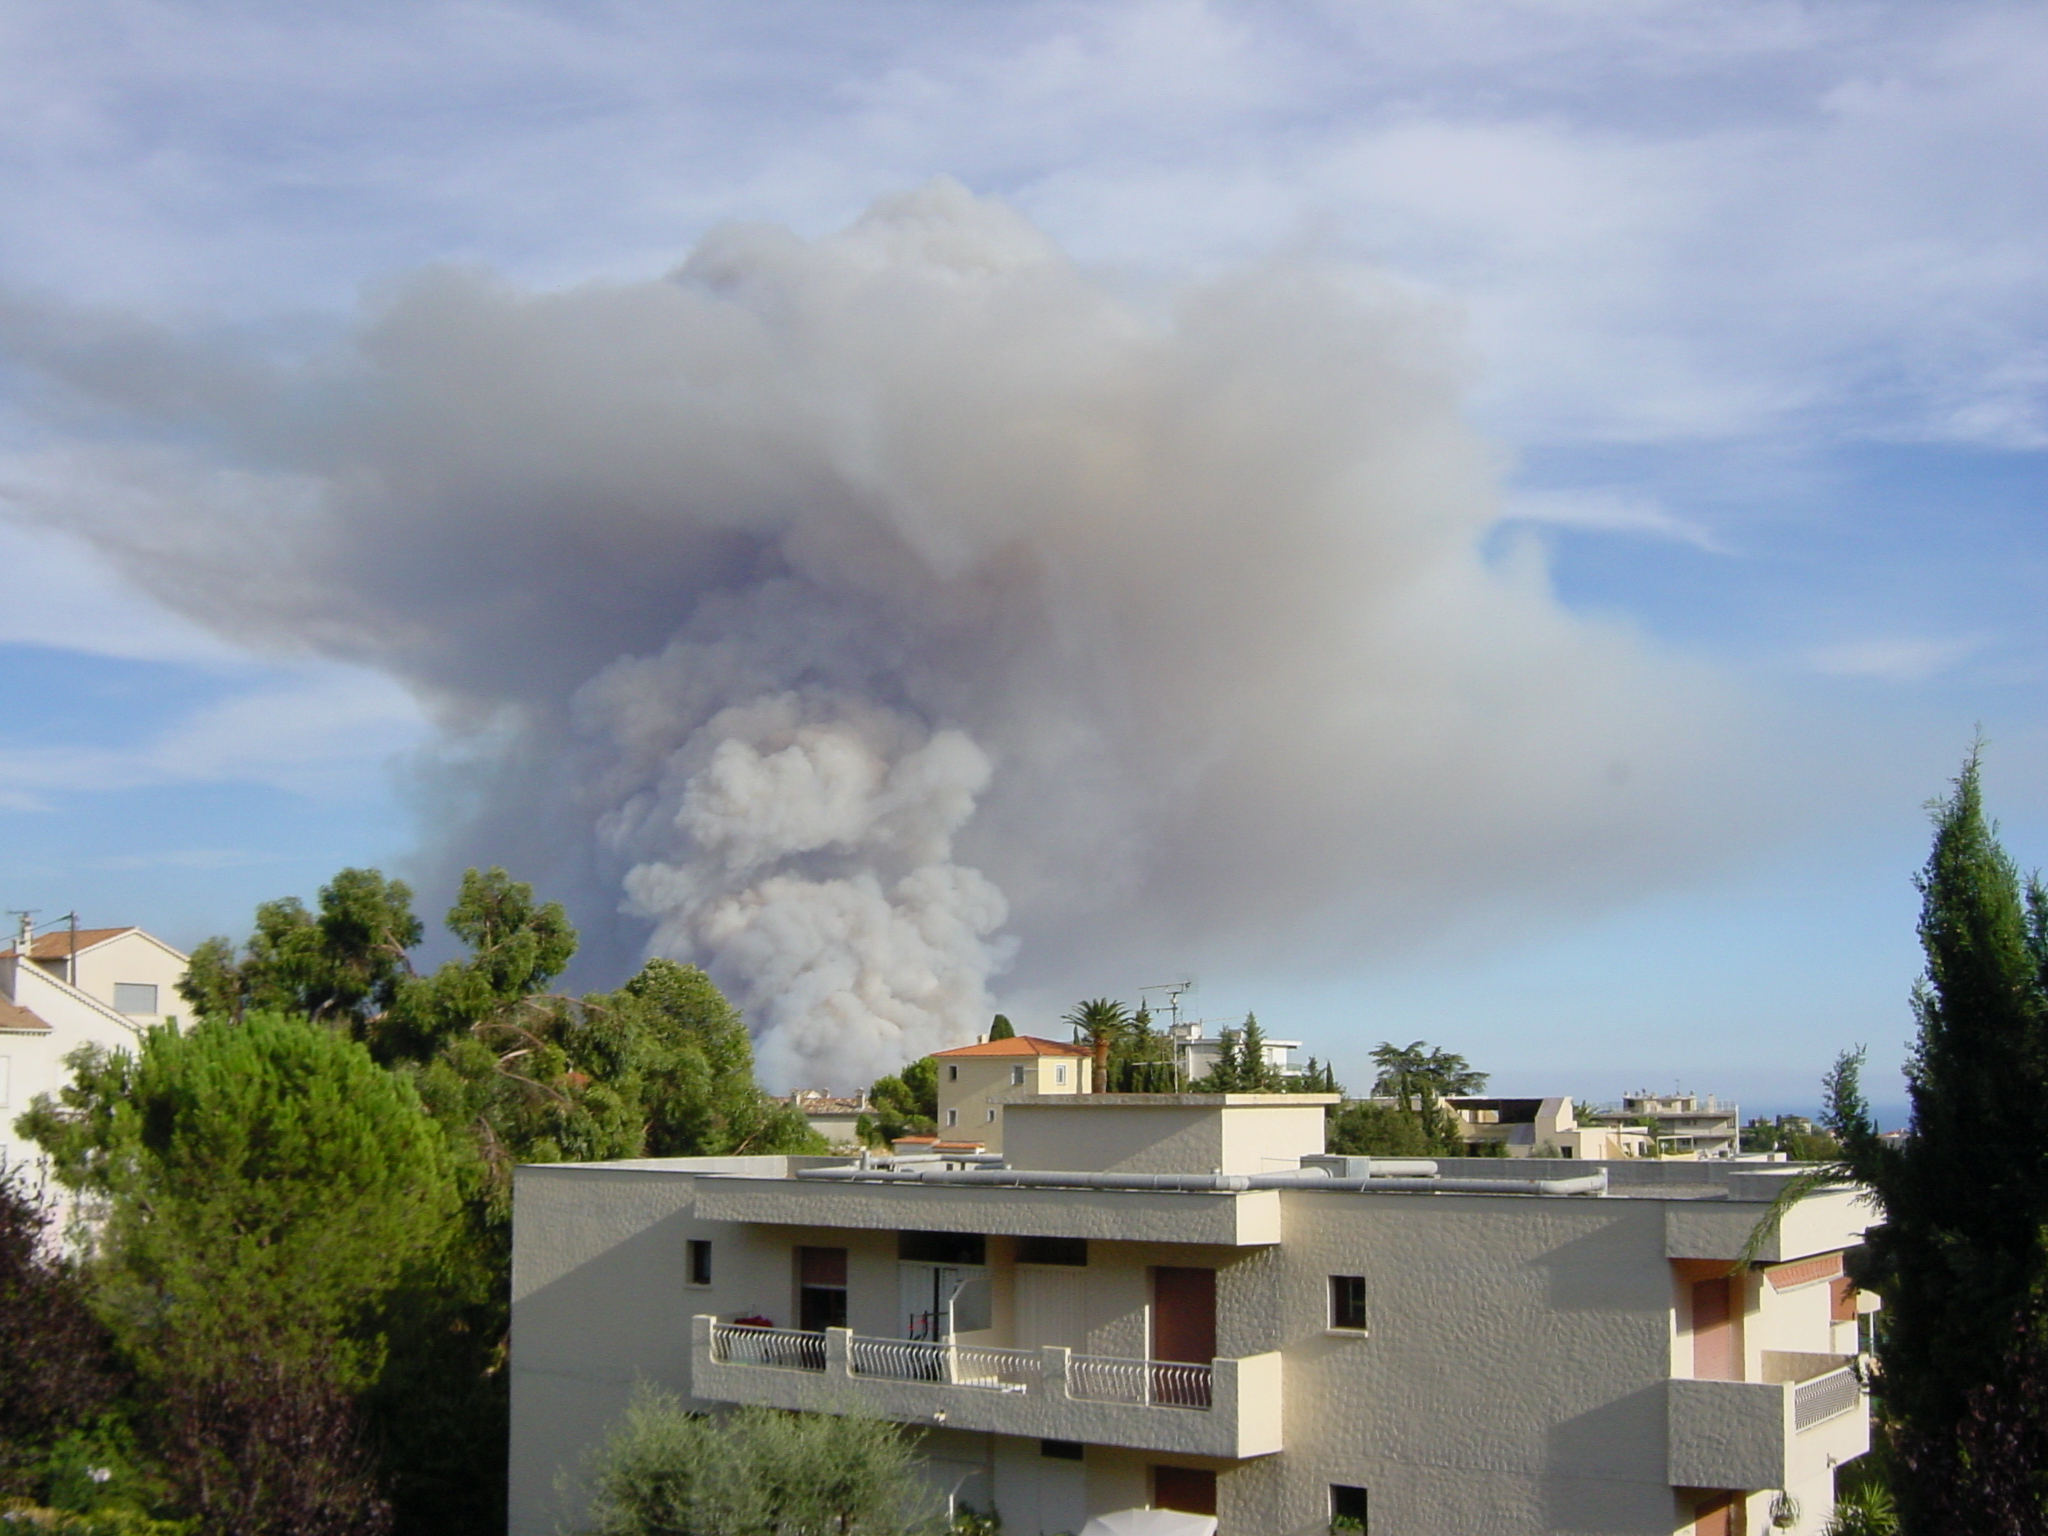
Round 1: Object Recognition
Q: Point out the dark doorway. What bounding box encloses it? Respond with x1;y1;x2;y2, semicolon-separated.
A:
1152;1466;1216;1516
797;1246;848;1332
1152;1267;1217;1362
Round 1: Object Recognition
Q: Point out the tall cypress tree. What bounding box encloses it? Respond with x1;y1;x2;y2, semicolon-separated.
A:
1828;751;2048;1530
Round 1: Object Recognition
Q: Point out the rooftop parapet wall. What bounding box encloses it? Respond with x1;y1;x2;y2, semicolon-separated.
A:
1001;1093;1339;1176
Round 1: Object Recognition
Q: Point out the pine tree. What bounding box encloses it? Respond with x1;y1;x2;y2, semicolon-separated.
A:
1827;751;2048;1531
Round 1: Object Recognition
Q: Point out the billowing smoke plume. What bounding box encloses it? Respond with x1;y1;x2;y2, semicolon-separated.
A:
0;180;1746;1088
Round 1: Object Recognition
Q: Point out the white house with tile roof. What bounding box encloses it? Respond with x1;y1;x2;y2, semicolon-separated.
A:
0;918;188;1179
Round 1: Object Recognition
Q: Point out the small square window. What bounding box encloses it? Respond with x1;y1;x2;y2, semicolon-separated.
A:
1330;1484;1368;1531
1011;1065;1027;1086
1329;1275;1367;1332
687;1239;713;1287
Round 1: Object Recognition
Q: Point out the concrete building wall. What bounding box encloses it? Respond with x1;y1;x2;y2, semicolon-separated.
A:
1003;1095;1334;1177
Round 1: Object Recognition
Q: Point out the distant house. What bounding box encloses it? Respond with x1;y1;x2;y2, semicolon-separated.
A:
1;920;189;1178
933;1035;1093;1153
779;1089;871;1148
1167;1021;1303;1085
1442;1095;1654;1159
1621;1091;1742;1160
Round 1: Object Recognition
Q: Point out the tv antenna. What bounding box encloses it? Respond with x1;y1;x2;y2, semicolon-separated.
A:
1138;980;1195;1033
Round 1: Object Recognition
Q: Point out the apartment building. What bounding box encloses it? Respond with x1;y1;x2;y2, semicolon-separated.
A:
1;919;188;1176
511;1094;1872;1536
1444;1096;1656;1160
1623;1093;1743;1160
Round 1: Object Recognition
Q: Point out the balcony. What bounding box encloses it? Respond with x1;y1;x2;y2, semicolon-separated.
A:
691;1317;1282;1459
1668;1360;1869;1490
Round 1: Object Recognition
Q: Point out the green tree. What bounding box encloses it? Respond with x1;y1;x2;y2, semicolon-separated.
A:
1326;1100;1437;1157
986;1015;1015;1041
0;1165;126;1506
862;1058;940;1145
1064;999;1129;1093
21;1013;458;1390
1368;1040;1486;1152
576;1388;936;1536
1107;1006;1174;1093
376;868;577;1063
178;870;423;1031
1824;753;2048;1532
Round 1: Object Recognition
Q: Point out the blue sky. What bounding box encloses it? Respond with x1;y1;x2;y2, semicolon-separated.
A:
3;0;2045;1111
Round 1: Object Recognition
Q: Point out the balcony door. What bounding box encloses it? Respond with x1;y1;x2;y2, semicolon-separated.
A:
1151;1267;1216;1364
1692;1277;1737;1381
901;1262;991;1341
1017;1267;1089;1352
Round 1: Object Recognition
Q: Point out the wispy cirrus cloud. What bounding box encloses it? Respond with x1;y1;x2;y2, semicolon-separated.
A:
1501;488;1732;553
1807;634;1987;683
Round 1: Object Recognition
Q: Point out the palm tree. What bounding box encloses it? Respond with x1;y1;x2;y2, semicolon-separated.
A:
1064;998;1130;1093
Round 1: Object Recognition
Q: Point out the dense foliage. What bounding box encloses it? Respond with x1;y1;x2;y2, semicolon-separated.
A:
17;867;818;1536
577;1390;938;1536
1824;754;2048;1533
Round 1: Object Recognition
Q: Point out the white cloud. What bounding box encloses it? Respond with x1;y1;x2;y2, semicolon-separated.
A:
0;664;427;805
1807;635;1986;682
1502;488;1731;552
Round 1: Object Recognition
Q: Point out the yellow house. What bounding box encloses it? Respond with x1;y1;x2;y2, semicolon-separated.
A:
934;1035;1093;1152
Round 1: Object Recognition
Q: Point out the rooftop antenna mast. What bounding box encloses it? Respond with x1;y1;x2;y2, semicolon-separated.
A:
6;909;37;971
63;911;78;985
1139;981;1196;1088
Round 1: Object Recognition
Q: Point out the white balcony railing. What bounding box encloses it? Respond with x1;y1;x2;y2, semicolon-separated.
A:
707;1324;826;1371
849;1336;1044;1393
708;1323;1210;1407
1070;1353;1214;1409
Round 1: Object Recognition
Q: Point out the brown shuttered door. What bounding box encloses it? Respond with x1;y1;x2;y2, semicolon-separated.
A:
1693;1492;1742;1534
1152;1267;1217;1363
1692;1277;1735;1380
1153;1466;1217;1516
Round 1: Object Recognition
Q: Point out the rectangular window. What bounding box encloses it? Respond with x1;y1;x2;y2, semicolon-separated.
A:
945;1108;959;1127
1330;1275;1368;1332
796;1246;848;1332
1330;1484;1369;1532
900;1231;986;1265
947;1064;959;1081
1016;1236;1087;1266
1040;1440;1084;1461
1011;1065;1027;1085
112;982;158;1014
986;1108;997;1122
687;1239;713;1287
0;1055;9;1107
1054;1065;1068;1085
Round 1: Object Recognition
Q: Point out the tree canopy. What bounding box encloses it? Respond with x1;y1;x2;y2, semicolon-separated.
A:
577;1388;937;1536
26;864;816;1536
1824;752;2048;1530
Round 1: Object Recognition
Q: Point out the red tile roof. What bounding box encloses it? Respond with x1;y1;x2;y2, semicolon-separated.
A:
0;998;52;1032
931;1035;1089;1059
1;926;136;961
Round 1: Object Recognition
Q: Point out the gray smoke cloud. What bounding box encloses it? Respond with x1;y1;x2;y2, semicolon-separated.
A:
0;180;1749;1088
